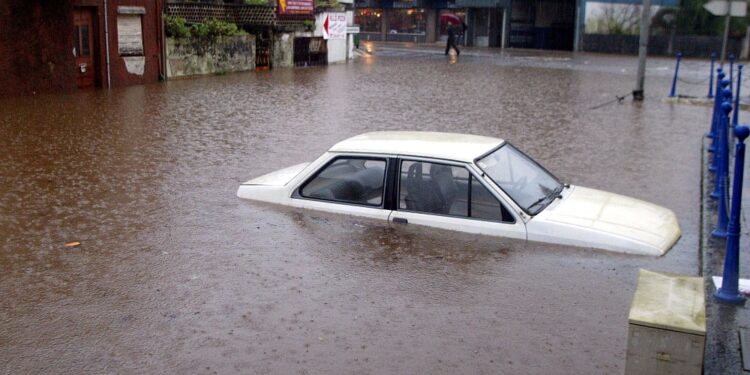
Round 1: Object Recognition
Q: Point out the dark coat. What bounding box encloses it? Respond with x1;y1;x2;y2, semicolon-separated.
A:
447;26;456;42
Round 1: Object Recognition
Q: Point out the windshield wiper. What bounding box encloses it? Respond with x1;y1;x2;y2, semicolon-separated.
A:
527;184;565;213
527;195;551;212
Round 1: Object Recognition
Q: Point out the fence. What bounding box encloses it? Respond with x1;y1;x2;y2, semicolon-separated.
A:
165;2;277;26
705;66;750;305
583;34;744;58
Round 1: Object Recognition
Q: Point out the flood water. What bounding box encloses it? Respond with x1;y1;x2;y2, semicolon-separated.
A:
0;47;719;374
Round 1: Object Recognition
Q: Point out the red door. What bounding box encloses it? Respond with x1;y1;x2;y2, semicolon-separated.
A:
73;9;96;89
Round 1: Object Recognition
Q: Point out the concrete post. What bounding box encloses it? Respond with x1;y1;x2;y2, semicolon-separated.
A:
633;0;652;100
426;9;437;43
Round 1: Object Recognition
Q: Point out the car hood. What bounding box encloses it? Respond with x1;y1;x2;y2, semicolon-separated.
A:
241;162;310;186
530;186;681;256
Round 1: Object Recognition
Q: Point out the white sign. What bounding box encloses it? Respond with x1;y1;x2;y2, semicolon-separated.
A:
323;13;347;40
703;0;747;17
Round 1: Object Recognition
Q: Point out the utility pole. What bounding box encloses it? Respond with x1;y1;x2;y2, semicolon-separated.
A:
633;0;652;101
721;10;731;65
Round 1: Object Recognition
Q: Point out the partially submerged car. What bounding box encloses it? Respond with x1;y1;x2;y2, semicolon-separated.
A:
237;131;681;256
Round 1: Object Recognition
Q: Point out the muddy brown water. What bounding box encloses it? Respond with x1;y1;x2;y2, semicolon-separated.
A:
1;49;715;374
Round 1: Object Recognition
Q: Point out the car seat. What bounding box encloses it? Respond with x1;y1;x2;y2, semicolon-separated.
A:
429;164;458;214
404;163;445;213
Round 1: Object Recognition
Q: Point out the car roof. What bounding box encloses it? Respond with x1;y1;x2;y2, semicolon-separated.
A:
328;131;505;163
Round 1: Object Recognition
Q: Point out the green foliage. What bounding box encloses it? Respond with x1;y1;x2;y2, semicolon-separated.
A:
190;22;210;38
205;18;248;37
165;15;190;38
244;0;268;5
164;16;248;39
303;20;315;31
676;0;749;36
315;0;339;8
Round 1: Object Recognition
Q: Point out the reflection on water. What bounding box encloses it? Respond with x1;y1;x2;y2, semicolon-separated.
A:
0;49;712;374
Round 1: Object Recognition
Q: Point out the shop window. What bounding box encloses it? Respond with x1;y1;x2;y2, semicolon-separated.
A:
387;9;425;34
117;7;145;56
355;9;382;32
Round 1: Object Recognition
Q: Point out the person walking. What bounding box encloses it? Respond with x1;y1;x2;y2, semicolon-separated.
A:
445;23;459;56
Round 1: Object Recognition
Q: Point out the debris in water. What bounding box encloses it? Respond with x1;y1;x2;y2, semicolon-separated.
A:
64;241;81;247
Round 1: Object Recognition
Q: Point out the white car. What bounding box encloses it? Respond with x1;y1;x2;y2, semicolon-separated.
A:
237;131;681;256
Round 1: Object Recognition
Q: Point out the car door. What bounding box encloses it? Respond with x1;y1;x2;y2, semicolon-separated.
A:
292;154;393;221
389;158;527;240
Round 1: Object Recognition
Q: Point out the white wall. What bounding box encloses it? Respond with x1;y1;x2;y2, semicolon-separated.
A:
315;12;349;64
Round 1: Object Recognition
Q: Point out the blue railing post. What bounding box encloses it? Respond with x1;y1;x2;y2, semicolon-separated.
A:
670;52;683;97
709;52;717;98
714;124;750;305
712;94;733;237
734;65;743;128
710;74;728;158
730;54;736;93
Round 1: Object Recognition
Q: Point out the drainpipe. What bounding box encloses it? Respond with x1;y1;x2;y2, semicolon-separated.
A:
104;0;112;89
573;0;582;52
160;0;167;80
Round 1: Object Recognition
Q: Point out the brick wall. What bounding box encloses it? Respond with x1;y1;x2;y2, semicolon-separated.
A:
0;0;163;97
0;1;78;96
105;0;164;87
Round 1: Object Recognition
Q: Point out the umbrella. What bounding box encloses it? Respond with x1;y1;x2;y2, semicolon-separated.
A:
439;13;461;26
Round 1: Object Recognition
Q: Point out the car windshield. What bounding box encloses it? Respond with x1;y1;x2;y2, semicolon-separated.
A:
476;143;562;215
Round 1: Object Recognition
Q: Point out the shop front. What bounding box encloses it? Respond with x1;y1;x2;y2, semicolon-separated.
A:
354;0;576;50
355;0;428;43
509;0;576;50
355;2;384;41
431;0;510;47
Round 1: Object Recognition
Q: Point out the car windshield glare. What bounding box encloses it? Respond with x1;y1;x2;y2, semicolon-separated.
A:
476;143;562;215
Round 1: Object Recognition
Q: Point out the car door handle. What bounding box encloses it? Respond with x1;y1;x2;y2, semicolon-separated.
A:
393;217;408;224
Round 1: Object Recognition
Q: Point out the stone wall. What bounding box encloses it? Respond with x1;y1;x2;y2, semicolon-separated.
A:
273;33;295;68
166;35;255;78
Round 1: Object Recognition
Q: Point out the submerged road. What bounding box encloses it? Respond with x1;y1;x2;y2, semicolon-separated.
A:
0;47;722;374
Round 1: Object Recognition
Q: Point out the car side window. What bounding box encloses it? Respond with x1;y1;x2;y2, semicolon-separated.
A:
301;158;386;206
399;160;514;223
471;177;514;222
400;161;469;216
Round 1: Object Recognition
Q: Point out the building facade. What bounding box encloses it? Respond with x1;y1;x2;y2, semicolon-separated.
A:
0;0;164;96
354;0;682;52
355;0;576;50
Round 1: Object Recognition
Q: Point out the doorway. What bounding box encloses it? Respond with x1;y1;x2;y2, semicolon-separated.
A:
73;8;97;88
472;8;503;47
509;0;575;50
